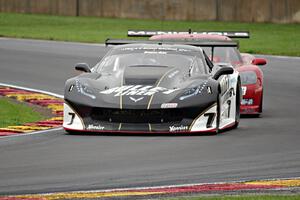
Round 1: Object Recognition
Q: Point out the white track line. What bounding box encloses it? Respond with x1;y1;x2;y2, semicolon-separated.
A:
0;83;64;138
0;37;106;47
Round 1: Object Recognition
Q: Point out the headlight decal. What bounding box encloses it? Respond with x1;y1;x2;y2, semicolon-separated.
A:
179;81;208;101
75;79;96;99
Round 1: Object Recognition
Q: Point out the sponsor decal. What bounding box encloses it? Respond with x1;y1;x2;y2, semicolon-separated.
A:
241;98;253;105
221;100;231;118
207;86;212;94
100;85;179;96
161;103;178;109
144;51;167;54
68;84;74;92
129;96;144;103
221;87;235;105
87;124;105;130
169;125;189;132
120;47;191;52
242;86;247;96
128;30;249;37
220;76;229;95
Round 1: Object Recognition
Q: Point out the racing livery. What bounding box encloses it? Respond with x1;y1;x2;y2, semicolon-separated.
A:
128;30;267;115
63;41;241;134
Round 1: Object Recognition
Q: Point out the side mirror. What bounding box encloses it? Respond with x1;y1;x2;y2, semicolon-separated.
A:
252;58;267;66
213;66;234;80
75;63;91;73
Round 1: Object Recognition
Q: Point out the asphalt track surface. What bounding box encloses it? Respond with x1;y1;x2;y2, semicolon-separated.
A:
0;38;299;195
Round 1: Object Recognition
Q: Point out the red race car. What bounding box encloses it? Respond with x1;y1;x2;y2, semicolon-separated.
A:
128;30;267;116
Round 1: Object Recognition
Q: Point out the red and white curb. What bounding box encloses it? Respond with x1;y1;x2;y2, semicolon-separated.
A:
0;83;63;136
0;178;299;199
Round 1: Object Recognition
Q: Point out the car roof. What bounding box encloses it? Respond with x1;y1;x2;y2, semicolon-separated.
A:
111;43;204;52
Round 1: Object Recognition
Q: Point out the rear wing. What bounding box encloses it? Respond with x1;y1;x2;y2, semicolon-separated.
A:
127;30;250;38
105;39;238;61
105;39;238;47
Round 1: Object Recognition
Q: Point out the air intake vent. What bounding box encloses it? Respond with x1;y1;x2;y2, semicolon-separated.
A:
125;78;157;85
129;65;168;68
90;108;185;123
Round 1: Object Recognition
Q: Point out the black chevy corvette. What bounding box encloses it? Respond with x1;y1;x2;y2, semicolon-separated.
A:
63;40;241;134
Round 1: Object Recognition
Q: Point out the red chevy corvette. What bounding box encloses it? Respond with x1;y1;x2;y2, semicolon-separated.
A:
128;30;267;116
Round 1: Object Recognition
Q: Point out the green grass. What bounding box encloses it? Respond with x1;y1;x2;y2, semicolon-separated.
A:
164;195;300;200
0;98;46;128
0;12;299;56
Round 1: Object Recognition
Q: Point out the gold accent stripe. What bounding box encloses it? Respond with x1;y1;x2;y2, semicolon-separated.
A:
120;92;123;110
120;71;124;110
147;68;174;109
148;123;152;131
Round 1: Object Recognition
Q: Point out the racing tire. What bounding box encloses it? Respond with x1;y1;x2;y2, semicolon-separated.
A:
65;129;81;135
214;94;221;135
259;89;263;113
232;80;241;129
252;89;263;118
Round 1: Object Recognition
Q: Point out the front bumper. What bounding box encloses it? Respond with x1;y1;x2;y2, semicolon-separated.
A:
240;105;260;114
63;102;218;134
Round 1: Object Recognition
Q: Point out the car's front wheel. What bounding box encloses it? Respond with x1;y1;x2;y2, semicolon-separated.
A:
232;80;241;129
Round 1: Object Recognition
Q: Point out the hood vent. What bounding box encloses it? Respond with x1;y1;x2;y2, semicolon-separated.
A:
129;65;168;68
123;65;169;86
125;78;157;85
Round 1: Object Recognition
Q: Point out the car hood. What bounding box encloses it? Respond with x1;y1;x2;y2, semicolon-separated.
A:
65;66;218;109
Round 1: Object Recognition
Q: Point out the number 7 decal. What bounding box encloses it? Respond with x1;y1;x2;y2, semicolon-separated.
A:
204;113;216;128
67;112;75;125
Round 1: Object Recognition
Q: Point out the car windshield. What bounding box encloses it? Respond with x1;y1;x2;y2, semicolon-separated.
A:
240;71;257;85
202;47;242;66
95;46;207;75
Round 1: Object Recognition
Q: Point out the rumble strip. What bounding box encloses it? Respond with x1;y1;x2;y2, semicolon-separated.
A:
0;178;299;199
0;84;63;136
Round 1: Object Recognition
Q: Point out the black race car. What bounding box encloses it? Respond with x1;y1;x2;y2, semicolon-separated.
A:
63;40;241;134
